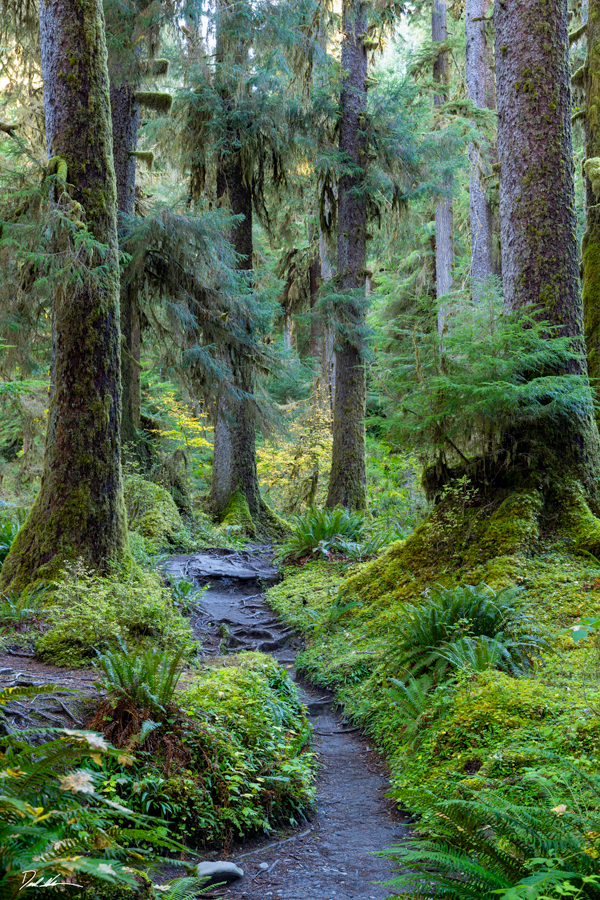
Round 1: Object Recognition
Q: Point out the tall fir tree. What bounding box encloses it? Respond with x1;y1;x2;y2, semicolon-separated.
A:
1;0;128;589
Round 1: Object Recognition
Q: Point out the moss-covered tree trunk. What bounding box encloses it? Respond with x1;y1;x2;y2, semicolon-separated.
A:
582;0;600;424
210;151;264;525
495;0;600;502
433;0;454;334
465;0;494;299
110;82;141;447
326;0;368;511
1;0;129;589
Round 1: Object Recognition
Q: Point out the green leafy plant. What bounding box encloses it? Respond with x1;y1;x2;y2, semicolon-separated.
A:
167;576;208;615
35;562;194;666
94;641;187;719
0;585;46;627
277;507;366;563
382;761;600;899
388;582;546;681
0;684;177;900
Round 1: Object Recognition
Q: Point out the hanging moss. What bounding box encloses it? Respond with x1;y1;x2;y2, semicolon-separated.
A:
135;91;173;113
584;157;600;196
129;150;154;169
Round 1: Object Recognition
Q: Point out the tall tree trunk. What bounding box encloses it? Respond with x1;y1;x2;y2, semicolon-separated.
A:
495;0;600;501
582;0;600;423
210;153;263;522
326;0;368;511
1;0;128;589
110;82;142;447
465;0;494;299
433;0;454;334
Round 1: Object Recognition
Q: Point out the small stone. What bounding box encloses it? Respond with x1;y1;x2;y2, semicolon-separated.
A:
195;861;244;886
259;862;269;870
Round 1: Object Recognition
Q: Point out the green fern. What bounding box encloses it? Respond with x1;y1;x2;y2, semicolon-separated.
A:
94;641;186;718
277;507;366;563
388;582;546;681
382;768;600;899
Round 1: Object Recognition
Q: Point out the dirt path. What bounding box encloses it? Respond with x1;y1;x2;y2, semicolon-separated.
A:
166;549;408;900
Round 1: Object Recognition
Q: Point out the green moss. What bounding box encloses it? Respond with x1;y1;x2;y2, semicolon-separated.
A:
557;483;600;557
124;475;191;551
128;150;154;170
219;488;256;537
35;565;194;666
134;91;173;113
463;489;542;565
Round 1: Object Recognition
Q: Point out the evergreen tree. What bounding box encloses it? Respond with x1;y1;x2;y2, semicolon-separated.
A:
495;0;600;502
1;0;128;589
326;0;369;510
465;0;494;298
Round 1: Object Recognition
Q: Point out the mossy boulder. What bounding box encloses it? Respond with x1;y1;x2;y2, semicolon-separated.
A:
124;475;188;550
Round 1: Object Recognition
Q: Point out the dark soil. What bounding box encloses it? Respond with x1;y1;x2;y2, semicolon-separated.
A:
165;548;408;900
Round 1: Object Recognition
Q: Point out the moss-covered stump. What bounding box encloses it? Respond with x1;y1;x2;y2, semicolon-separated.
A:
123;475;192;552
557;483;600;557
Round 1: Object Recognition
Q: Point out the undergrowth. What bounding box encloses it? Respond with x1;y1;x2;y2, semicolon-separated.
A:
35;561;195;667
90;651;316;846
265;516;600;863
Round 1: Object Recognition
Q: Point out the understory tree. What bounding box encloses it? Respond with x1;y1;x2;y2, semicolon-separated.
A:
1;0;129;589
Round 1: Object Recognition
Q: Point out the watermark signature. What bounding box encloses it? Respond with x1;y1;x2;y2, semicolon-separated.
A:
20;872;82;892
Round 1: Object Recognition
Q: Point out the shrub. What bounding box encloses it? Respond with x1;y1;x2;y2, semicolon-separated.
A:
35;563;194;667
277;506;366;563
165;653;315;842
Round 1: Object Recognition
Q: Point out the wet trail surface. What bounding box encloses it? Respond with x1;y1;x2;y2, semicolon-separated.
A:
165;548;407;900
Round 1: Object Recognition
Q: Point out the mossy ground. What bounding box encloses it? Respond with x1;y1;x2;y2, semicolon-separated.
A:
266;493;600;810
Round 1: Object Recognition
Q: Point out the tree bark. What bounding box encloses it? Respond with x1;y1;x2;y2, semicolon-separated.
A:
495;0;600;501
110;82;142;447
209;151;263;522
326;0;368;511
465;0;494;299
1;0;128;589
582;0;600;424
432;0;454;333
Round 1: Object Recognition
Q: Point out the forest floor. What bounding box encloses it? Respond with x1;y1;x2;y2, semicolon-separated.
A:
0;547;409;900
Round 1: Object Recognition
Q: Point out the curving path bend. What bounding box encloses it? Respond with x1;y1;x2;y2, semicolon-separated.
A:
165;548;407;900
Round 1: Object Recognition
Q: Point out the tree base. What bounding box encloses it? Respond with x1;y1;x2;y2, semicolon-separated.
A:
217;489;291;540
340;478;600;609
